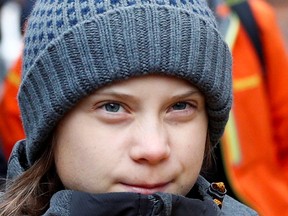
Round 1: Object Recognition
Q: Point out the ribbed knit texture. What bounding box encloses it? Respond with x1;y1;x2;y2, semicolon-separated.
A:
19;0;232;165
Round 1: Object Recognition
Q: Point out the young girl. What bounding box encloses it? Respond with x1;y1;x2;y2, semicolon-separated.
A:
0;0;257;215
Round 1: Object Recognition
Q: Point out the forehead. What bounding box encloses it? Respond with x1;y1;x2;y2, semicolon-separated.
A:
94;74;201;95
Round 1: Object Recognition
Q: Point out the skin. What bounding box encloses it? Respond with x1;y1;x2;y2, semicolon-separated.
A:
54;74;208;196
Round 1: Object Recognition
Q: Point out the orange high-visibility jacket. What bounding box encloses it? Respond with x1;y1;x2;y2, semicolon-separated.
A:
0;56;25;160
220;0;288;215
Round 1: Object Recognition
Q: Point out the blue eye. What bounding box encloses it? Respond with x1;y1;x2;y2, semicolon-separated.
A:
104;103;121;112
172;102;188;110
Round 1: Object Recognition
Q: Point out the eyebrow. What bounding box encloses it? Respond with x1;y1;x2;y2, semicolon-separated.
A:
94;89;202;101
170;90;203;100
91;91;139;103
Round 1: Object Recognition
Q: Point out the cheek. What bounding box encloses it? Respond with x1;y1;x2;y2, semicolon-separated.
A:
53;116;102;189
53;134;94;190
53;116;127;192
176;141;206;195
173;119;207;162
177;134;206;174
54;139;109;192
171;120;207;194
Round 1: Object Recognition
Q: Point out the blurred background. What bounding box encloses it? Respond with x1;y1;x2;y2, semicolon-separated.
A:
0;0;30;74
268;0;288;50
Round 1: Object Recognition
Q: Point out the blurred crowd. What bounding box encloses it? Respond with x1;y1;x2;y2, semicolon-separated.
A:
0;0;288;215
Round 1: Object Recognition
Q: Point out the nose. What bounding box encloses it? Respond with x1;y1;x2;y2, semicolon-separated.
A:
129;119;171;165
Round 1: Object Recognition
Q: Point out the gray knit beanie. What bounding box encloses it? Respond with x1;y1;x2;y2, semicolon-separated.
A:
19;0;232;165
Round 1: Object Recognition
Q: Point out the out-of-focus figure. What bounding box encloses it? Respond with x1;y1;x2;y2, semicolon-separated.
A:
0;0;9;181
206;0;288;215
0;56;24;160
0;0;34;178
0;55;23;180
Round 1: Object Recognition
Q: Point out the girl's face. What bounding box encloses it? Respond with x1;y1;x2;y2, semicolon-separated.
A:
54;75;208;196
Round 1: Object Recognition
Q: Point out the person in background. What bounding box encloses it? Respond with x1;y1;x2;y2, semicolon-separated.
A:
0;0;8;183
0;0;257;215
0;0;34;169
206;0;288;215
0;56;24;161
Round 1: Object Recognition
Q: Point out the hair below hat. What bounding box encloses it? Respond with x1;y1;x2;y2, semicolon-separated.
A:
19;0;232;165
